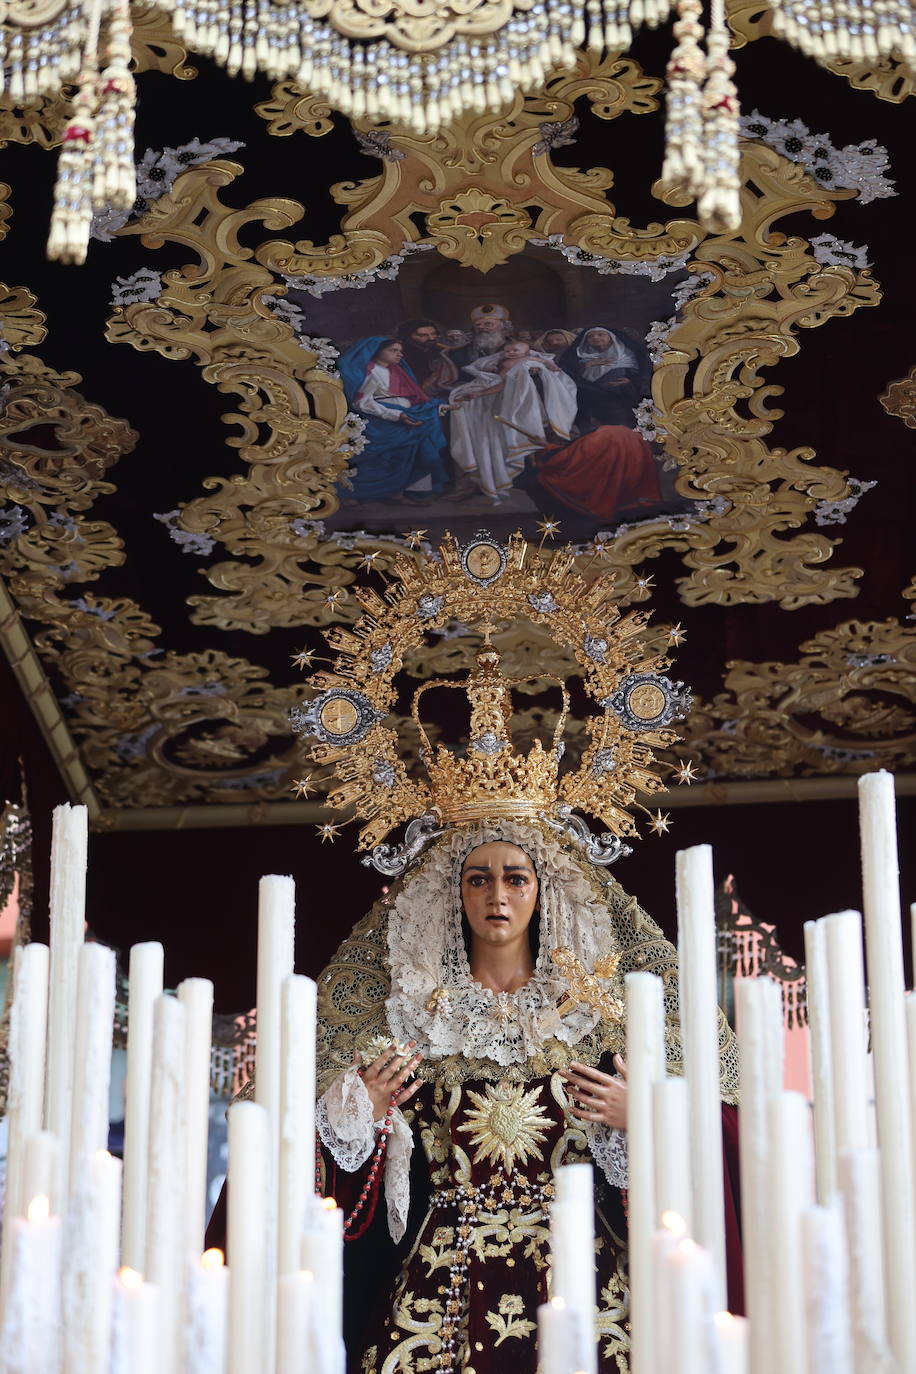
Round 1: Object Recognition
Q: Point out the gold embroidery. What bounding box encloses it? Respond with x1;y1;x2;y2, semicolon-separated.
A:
485;1293;537;1345
457;1081;552;1173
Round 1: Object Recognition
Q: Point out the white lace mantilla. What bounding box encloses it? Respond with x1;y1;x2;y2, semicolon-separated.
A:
585;1123;629;1190
385;822;621;1067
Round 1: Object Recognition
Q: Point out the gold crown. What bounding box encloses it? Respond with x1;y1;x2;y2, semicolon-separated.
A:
291;530;692;852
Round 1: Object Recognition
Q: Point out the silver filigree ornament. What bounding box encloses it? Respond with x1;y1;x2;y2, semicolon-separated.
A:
371;759;396;788
470;732;508;756
591;748;616;778
584;635;608;664
361;814;446;876
459;532;508;587
291;687;385;747
416;594;445;620
600;672;692;732
370;643;393;673
539;806;633;866
528;590;559;614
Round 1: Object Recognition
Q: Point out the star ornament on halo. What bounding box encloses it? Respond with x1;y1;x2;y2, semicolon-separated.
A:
674;759;699;785
667;623;686;647
635;572;657;592
648;810;671;836
291;777;315;798
358;550;383;571
291;648;316;669
316;821;342;844
405;529;428;549
535;518;562;540
325;589;347;608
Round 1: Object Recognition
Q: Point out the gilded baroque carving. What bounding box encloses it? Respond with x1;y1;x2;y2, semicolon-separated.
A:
728;0;915;102
0;311;309;809
879;366;916;429
254;82;335;139
0;93;70;149
130;2;198;80
256;54;666;277
97;63;880;635
681;603;916;778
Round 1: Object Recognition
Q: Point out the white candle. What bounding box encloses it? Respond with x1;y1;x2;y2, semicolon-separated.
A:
625;971;666;1374
549;1163;596;1374
69;942;116;1195
178;977;214;1257
675;845;727;1306
837;1149;893;1374
121;942;164;1271
111;1268;160;1374
0;1196;62;1374
254;874;295;1353
183;1249;229;1374
653;1077;692;1229
45;803;88;1208
278;974;317;1276
228;1101;271;1374
666;1238;715;1374
857;770;916;1371
823;912;870;1154
62;1150;122;1374
22;1131;60;1218
278;1270;315;1374
650;1213;686;1373
714;1313;749;1374
801;1204;852;1374
145;994;188;1374
537;1296;578;1374
0;941;50;1316
768;1092;815;1374
735;975;784;1374
803;922;837;1203
4;942;50;1219
301;1197;346;1374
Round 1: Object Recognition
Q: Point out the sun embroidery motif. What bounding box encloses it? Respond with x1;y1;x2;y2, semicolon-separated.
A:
457;1081;552;1172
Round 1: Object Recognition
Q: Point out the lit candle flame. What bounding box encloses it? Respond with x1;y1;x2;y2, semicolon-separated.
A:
118;1267;143;1291
322;1197;337;1211
549;1296;566;1310
200;1248;225;1271
714;1311;737;1328
660;1210;687;1237
27;1195;50;1224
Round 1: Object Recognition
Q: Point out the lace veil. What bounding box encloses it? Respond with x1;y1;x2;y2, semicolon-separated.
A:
315;821;739;1103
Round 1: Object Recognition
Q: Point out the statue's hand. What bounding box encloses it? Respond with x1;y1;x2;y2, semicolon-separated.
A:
560;1054;628;1130
358;1042;423;1121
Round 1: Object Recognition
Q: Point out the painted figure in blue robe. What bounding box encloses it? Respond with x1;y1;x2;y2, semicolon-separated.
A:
338;337;449;503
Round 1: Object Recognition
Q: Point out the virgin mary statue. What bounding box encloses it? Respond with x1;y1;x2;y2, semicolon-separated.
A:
214;529;743;1373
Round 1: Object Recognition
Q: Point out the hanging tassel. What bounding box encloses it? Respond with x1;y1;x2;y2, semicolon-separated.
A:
47;70;97;264
697;0;741;234
93;0;136;211
658;0;706;199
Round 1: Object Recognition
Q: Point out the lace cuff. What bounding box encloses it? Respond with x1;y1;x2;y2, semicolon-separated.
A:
316;1066;377;1172
585;1123;629;1189
384;1109;414;1244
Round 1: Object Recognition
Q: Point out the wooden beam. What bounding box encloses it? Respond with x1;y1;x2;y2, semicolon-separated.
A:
98;773;916;831
0;577;102;820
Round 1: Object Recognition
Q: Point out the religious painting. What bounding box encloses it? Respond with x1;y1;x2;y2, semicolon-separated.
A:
287;244;697;542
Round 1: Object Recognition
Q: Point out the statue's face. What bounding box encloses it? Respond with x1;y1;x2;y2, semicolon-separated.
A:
460;841;538;947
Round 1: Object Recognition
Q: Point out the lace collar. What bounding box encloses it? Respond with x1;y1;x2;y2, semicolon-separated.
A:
385;822;621;1067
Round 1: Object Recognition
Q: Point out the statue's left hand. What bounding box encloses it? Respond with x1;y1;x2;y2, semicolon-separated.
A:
560;1054;628;1130
358;1042;423;1121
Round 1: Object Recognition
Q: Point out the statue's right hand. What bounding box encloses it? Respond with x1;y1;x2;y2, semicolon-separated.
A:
358;1042;423;1121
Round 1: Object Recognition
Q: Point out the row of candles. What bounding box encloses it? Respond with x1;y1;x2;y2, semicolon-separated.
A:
0;769;912;1373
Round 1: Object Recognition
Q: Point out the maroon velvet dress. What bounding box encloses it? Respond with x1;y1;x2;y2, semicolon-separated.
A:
325;1056;743;1374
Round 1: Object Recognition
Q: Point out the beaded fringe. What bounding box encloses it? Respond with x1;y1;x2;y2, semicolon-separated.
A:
11;0;914;259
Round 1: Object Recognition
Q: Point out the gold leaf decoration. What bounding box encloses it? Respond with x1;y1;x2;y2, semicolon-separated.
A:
879;366;916;429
